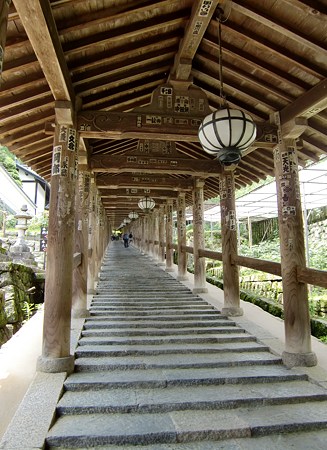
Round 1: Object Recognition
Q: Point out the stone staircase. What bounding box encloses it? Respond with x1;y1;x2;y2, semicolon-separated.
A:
46;243;327;449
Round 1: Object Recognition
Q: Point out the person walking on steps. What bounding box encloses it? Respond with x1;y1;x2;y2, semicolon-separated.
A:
123;232;129;248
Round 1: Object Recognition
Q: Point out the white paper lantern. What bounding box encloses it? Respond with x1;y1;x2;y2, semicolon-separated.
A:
198;108;256;165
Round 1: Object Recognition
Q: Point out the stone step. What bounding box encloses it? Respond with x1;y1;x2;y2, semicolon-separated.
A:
83;319;237;329
88;308;219;316
57;380;327;415
89;304;215;310
74;351;281;372
96;285;188;290
64;365;308;391
77;333;251;347
94;294;200;299
88;313;224;320
75;341;266;357
91;298;207;304
81;326;239;337
46;401;327;448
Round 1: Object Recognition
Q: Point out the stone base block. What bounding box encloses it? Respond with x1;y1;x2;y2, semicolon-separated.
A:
37;355;75;374
221;306;244;317
72;308;90;319
282;351;318;368
165;267;174;272
176;275;188;281
193;287;208;294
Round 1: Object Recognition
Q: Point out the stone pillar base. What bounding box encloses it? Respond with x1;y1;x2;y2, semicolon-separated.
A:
221;307;243;317
72;308;90;319
87;288;96;295
177;275;188;281
165;267;174;273
193;287;208;294
282;351;318;368
37;355;75;374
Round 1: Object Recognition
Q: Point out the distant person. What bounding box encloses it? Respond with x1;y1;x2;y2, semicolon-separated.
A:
123;232;129;248
129;232;133;244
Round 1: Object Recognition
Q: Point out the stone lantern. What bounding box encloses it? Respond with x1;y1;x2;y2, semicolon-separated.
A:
10;205;35;265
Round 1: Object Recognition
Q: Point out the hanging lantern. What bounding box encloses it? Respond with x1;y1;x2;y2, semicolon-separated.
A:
128;211;139;220
138;196;155;213
198;108;256;165
124;217;131;224
198;9;256;166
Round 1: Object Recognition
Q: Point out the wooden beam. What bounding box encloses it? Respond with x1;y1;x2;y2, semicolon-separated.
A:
280;78;327;123
232;0;327;57
169;0;220;81
78;110;203;142
90;154;222;177
0;0;11;80
100;188;178;199
12;0;75;102
78;109;277;147
95;174;193;190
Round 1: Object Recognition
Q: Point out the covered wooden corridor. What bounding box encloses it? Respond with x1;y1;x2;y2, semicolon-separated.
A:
0;1;327;445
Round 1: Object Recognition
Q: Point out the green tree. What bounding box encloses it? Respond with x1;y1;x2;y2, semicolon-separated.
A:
0;145;22;187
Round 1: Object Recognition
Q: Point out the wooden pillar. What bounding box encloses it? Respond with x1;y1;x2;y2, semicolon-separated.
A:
37;102;77;373
177;192;188;281
145;216;150;255
274;128;317;367
72;171;90;318
153;209;159;262
165;200;174;272
0;0;11;82
158;205;166;265
193;179;208;293
140;217;146;254
220;171;243;316
94;192;102;280
87;177;96;294
149;212;155;258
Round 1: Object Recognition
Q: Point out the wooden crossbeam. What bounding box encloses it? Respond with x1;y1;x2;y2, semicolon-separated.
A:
90;154;222;177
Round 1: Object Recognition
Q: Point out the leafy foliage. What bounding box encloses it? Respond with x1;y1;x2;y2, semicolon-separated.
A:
0;146;22;187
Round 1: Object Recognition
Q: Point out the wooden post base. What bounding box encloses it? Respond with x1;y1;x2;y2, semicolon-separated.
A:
37;355;75;374
282;351;317;368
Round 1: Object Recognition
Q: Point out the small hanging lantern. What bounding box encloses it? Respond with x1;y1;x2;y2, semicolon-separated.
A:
128;211;139;220
138;196;155;213
124;217;131;224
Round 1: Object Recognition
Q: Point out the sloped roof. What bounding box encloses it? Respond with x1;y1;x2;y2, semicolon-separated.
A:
204;158;327;222
1;0;327;227
0;165;37;214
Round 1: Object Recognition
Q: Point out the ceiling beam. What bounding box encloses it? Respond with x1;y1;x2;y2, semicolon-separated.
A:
280;78;327;123
95;174;193;191
169;0;220;82
90;154;222;177
232;0;327;57
12;0;75;102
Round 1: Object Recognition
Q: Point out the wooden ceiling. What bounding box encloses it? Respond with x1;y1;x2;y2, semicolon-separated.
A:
1;0;327;227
